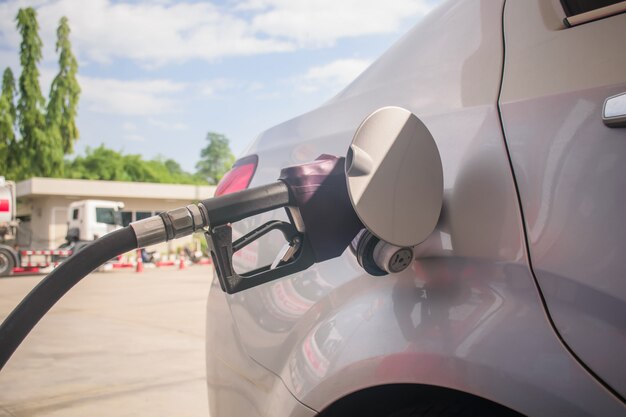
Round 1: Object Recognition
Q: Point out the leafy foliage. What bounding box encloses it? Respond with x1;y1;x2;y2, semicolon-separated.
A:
65;145;207;185
195;132;235;185
16;8;64;178
1;68;16;121
0;68;17;172
47;16;80;154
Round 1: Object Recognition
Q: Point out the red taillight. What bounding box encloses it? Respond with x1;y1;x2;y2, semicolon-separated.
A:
0;199;9;212
215;155;258;197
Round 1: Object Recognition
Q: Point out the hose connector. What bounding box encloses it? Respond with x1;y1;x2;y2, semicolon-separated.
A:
130;204;208;248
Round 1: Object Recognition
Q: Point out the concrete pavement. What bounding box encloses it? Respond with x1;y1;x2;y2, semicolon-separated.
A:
0;267;213;417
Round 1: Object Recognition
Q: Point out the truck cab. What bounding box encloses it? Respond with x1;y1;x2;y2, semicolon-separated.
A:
66;200;124;242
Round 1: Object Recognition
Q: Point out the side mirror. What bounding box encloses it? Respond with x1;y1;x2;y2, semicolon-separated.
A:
346;106;443;247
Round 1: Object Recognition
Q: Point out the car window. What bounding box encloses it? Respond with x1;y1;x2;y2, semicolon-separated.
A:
72;208;79;220
561;0;623;15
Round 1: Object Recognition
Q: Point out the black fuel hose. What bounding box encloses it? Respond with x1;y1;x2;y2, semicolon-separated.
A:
0;183;289;369
0;226;137;370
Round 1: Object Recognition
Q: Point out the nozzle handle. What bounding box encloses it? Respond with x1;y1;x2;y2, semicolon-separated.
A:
201;181;291;227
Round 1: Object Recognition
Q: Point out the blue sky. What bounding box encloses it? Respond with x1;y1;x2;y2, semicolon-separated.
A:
0;0;440;172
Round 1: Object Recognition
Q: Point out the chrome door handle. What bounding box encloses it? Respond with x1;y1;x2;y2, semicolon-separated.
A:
603;92;626;128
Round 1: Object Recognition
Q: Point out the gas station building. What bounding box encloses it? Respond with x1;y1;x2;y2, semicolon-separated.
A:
16;177;215;250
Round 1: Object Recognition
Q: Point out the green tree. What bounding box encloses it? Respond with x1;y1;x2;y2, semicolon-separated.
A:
16;7;63;179
47;16;80;154
1;68;16;122
0;68;17;172
195;132;235;185
65;145;207;185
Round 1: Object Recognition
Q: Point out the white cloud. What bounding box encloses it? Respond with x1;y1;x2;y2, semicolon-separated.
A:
298;58;371;93
0;0;433;67
79;76;186;115
199;78;237;97
199;78;265;98
247;0;434;47
0;49;19;73
124;133;145;142
0;0;293;67
122;122;137;131
147;118;187;131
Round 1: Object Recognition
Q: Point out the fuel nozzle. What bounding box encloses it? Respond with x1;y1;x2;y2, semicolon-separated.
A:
204;155;364;293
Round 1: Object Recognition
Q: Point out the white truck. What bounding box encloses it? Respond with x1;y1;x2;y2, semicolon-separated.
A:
0;177;124;276
65;199;125;243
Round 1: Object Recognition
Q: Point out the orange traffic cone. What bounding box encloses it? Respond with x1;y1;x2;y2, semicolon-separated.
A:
136;249;144;273
179;252;186;270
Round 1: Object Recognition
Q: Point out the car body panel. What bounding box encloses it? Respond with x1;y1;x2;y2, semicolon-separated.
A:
500;0;626;398
205;277;317;417
205;0;626;415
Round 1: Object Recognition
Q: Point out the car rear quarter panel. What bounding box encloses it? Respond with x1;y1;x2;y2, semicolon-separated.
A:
206;0;624;415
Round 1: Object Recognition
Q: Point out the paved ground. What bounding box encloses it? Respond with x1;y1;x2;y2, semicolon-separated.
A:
0;266;213;417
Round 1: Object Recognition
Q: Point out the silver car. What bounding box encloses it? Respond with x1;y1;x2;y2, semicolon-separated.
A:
205;0;626;415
